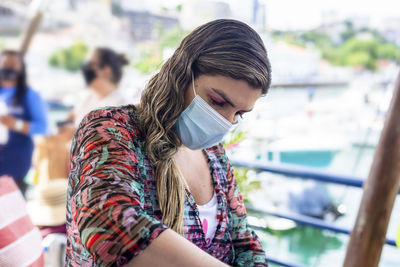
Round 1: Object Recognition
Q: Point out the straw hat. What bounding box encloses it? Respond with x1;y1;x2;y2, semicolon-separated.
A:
27;179;68;226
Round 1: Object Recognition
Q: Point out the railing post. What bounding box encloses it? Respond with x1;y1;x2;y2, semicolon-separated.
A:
343;72;400;267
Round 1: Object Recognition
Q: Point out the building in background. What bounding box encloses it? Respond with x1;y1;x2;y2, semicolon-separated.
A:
179;0;231;30
0;3;28;35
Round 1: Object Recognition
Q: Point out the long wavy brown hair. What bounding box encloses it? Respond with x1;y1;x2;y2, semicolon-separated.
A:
139;19;271;234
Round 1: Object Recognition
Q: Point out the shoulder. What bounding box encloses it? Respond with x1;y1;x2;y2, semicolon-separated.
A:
84;104;138;124
75;105;142;144
25;87;44;100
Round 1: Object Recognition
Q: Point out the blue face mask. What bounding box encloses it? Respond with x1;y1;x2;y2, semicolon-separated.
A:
175;74;233;150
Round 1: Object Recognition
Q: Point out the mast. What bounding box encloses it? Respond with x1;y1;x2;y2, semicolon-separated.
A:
343;72;400;266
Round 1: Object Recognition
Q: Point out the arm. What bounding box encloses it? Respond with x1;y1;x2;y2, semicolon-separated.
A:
0;114;30;134
0;89;47;135
26;89;48;135
69;109;228;267
127;229;229;267
64;111;75;122
226;160;268;266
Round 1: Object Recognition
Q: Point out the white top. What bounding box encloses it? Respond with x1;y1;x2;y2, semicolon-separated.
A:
197;192;218;246
73;89;130;127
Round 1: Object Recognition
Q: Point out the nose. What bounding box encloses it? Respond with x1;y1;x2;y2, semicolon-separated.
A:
217;109;237;124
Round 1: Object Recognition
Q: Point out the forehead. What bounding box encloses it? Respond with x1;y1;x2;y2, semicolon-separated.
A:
89;50;100;64
0;53;22;70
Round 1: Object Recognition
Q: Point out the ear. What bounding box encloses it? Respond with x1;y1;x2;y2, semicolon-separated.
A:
99;65;113;81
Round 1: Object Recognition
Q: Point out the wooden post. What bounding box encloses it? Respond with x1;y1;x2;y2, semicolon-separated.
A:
19;0;50;55
343;72;400;267
20;11;43;55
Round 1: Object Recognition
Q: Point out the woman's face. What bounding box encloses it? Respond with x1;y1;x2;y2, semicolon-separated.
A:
87;51;112;86
183;74;262;124
0;53;22;88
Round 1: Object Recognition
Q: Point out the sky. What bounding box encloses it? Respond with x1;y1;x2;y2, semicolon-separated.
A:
41;0;400;31
242;0;399;30
137;0;400;30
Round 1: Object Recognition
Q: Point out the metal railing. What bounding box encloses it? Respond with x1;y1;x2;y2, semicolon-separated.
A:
232;159;400;194
233;159;400;267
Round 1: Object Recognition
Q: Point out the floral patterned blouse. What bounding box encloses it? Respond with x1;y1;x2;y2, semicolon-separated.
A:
66;105;268;267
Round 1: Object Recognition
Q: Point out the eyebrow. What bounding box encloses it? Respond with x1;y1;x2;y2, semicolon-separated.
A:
211;88;253;112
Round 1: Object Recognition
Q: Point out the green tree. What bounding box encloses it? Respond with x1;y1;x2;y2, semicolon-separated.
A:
222;130;261;203
273;23;400;70
48;41;88;72
397;223;400;249
377;43;399;60
301;30;332;50
132;25;187;74
160;26;186;51
133;49;162;74
323;36;398;70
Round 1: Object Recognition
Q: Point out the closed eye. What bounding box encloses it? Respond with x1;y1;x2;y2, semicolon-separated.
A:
210;97;225;107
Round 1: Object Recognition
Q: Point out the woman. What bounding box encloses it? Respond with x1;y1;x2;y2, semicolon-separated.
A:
72;47;130;127
66;19;271;266
61;47;130;132
40;48;130;181
0;50;48;195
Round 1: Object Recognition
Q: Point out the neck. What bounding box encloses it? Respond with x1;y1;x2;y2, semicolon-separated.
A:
91;81;117;98
1;81;17;88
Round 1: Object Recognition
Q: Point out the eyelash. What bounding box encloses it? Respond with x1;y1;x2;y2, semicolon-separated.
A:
210;98;244;119
236;112;244;119
210;98;224;107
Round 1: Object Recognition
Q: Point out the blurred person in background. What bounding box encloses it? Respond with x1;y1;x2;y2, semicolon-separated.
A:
66;19;271;267
60;47;130;136
0;50;48;196
35;47;130;182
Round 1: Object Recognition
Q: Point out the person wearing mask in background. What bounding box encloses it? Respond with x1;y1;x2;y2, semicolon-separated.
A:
35;47;130;182
60;47;130;135
66;19;271;266
0;50;48;196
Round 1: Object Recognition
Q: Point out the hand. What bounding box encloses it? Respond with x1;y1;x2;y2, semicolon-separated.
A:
57;124;76;140
0;115;16;129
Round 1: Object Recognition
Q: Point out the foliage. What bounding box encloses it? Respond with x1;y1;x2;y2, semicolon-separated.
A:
223;130;248;151
300;31;332;50
133;49;162;74
132;25;187;74
272;31;305;48
159;26;187;51
272;22;400;70
175;4;182;13
233;167;261;203
48;41;88;72
323;37;399;70
111;1;123;16
223;130;261;203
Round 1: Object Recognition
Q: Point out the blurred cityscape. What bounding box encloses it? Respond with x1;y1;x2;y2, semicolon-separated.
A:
1;0;399;113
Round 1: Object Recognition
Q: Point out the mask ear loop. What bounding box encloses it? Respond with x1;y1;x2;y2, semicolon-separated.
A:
191;72;197;96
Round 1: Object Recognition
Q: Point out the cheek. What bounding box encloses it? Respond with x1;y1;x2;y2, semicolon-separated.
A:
216;109;236;124
90;79;101;87
183;86;194;109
